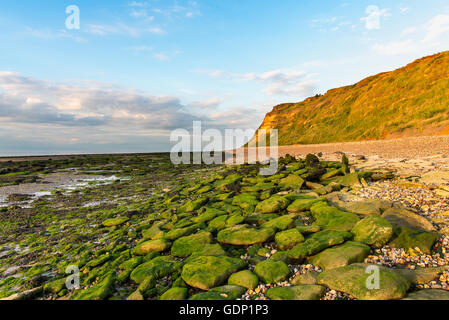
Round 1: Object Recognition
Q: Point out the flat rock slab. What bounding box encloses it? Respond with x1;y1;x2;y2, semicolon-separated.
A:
266;285;326;300
382;206;437;233
403;289;449;300
181;256;247;290
317;263;410;300
308;241;370;270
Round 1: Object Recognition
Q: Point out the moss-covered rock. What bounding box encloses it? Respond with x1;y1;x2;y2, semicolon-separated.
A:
178;198;208;213
288;230;353;261
275;229;305;250
217;225;276;246
382;207;436;233
255;196;290;214
310;202;360;232
254;259;290;284
287;198;325;213
189;285;246;300
291;271;319;285
389;227;440;254
228;270;259;290
160;287;189;300
192;208;227;223
130;256;183;284
71;273;115;300
307;241;370;270
402;289;449;300
279;174;305;190
351;215;393;247
231;194;259;213
261;215;295;231
43;278;66;294
102;216;129;227
317;263;410;300
171;232;212;257
133;239;171;256
266;285;325;300
181;256;247;290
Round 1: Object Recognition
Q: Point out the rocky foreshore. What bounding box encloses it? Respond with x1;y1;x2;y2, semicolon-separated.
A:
1;152;449;300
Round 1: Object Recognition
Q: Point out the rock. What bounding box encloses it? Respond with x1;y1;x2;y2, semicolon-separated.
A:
43;278;66;294
291;271;319;285
279;174;305;190
275;229;305;250
403;289;449;300
334;199;392;216
255;195;290;214
266;285;326;300
351;215;393;247
188;244;227;258
181;256;247;290
71;273;115;300
228;270;259;290
307;241;370;270
382;206;437;233
160;287;189;300
310;202;360;232
189;285;246;300
419;170;449;185
317;263;410;300
335;173;362;188
192;208;227;223
217;225;276;246
321;169;343;181
171;232;212;257
287;198;325;213
142;225;165;240
102;216;129;227
389;227;440;254
126;290;144;300
164;223;204;241
288;230;353;261
297;225;321;235
261;215;295;231
208;215;228;231
396;266;449;285
130;256;183;284
254;260;290;284
178;198;208;213
232;194;259;213
133;239;171;256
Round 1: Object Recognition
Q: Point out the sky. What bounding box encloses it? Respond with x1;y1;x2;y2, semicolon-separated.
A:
0;0;449;155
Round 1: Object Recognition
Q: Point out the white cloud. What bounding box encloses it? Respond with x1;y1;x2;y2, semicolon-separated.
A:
424;14;449;43
189;97;222;109
400;7;409;14
361;5;390;30
372;39;417;55
194;69;317;98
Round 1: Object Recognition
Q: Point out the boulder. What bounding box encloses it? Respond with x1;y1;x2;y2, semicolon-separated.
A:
181;256;247;290
317;263;410;300
288;230;353;261
255;195;290;214
130;256;183;284
279;174;305;190
217;225;276;246
310;202;360;232
287;198;326;214
382;206;437;233
351;215;393;247
396;266;449;285
102;216;129;227
133;239;171;256
266;285;326;300
275;229;305;250
307;241;370;270
160;287;188;300
171;232;212;257
261;215;295;231
403;289;449;300
228;270;259;290
254;260;290;284
189;285;246;300
291;271;319;285
389;227;440;254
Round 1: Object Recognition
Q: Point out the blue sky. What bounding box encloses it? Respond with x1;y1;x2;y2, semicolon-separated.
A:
0;0;449;155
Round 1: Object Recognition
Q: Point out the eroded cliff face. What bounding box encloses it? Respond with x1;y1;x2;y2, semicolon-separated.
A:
254;51;449;146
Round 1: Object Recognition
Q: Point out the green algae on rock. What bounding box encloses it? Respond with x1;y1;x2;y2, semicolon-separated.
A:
181;256;247;290
266;285;326;300
254;259;290;284
217;225;276;246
